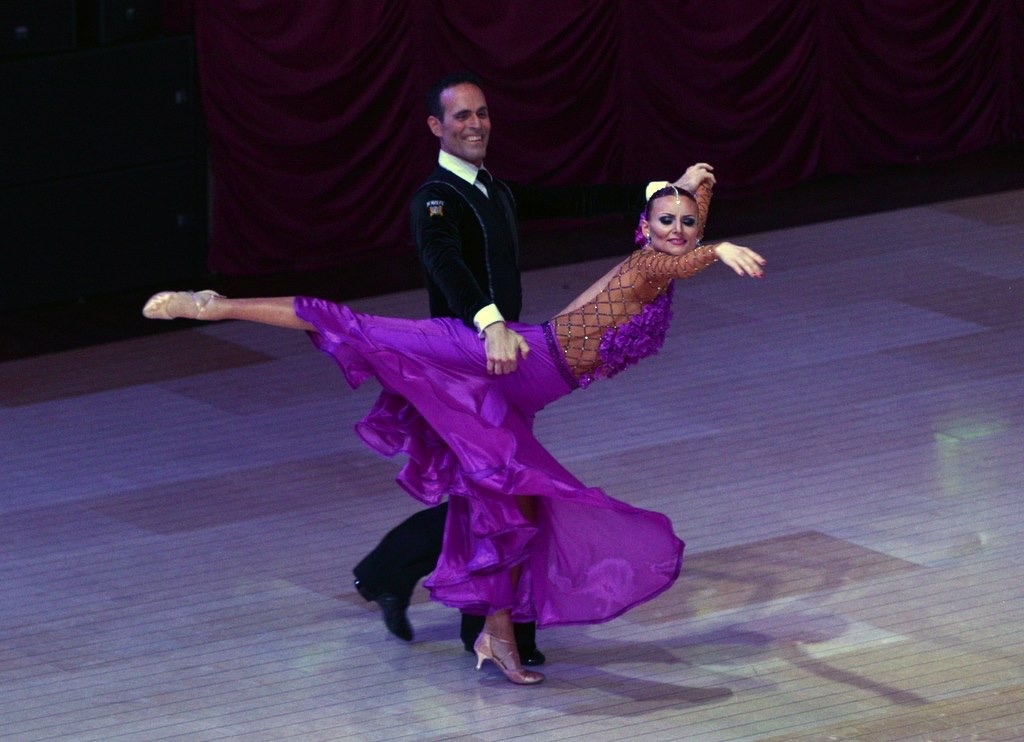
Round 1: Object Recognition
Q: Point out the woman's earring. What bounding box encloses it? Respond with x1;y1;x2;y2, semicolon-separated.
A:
644;232;651;246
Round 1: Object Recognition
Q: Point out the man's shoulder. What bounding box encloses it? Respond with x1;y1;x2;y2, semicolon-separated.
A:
414;167;466;194
410;168;472;214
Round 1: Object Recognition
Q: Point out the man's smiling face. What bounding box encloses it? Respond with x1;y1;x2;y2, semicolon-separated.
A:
428;83;490;166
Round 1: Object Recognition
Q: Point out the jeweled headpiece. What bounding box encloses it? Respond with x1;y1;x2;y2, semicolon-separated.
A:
644;180;676;203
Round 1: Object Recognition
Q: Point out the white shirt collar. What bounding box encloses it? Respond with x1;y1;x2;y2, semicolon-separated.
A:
438;150;483;185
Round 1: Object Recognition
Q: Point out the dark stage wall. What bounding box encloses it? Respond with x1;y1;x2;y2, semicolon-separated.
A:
1;2;204;312
3;1;1023;315
163;0;1024;276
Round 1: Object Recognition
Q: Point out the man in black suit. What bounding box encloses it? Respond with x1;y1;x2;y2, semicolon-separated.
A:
353;72;543;665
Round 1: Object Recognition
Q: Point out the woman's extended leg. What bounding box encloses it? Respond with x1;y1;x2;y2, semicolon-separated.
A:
143;291;313;331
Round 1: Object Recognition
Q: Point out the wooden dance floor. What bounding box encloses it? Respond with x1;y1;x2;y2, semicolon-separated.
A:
2;188;1023;740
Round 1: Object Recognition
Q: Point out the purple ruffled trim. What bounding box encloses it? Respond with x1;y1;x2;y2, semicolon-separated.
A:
579;283;675;388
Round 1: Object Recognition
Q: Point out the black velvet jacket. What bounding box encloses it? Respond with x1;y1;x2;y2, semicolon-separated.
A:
409;166;522;326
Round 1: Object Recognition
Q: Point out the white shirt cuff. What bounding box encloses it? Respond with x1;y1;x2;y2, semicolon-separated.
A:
473;304;505;337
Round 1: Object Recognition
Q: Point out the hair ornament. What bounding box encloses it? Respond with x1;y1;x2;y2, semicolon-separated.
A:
644;181;672;201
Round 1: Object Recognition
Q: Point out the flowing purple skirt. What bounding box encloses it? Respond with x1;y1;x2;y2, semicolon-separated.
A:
295;297;683;628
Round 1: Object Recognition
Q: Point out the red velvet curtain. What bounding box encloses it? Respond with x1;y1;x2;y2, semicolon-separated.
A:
163;0;1024;275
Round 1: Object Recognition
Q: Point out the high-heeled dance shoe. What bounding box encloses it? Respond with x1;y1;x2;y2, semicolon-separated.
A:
473;631;545;685
142;290;222;320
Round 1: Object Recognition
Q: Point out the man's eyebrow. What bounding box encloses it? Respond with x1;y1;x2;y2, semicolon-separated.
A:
454;106;487;115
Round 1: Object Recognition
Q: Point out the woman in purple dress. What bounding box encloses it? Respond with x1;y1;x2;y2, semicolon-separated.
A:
143;167;765;685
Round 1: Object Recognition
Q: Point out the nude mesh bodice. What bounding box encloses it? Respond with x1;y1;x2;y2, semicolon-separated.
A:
549;245;718;387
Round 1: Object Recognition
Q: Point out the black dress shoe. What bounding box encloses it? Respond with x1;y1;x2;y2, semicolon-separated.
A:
520;647;546;666
354;579;376;602
354;580;413;641
376;593;413;641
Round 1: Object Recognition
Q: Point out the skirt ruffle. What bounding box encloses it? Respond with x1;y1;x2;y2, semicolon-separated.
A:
295;297;683;627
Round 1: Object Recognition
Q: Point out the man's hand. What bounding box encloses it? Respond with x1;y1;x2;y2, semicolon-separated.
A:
482;322;530;374
674;162;715;193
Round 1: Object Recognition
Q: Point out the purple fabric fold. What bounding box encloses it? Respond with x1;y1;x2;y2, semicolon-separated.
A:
294;297;684;627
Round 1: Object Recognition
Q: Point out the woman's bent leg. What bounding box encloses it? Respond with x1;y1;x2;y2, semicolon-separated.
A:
471;496;543;685
475;609;544;685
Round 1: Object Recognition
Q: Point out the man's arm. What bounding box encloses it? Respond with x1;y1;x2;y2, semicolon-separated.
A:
411;186;493;327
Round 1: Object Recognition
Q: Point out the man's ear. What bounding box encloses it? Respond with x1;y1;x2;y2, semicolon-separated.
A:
427;115;442;138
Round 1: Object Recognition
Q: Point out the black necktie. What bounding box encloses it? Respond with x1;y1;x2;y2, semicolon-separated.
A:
476;168;493;197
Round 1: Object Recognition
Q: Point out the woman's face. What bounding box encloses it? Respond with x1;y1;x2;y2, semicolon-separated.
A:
643;195;699;256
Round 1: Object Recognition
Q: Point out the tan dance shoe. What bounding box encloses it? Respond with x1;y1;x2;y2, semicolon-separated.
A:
473;631;545;685
142;290;222;320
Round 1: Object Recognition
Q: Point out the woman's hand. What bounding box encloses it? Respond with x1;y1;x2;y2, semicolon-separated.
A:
674;162;715;193
714;242;766;278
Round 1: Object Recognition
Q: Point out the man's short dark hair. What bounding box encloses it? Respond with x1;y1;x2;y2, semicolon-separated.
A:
426;72;484;120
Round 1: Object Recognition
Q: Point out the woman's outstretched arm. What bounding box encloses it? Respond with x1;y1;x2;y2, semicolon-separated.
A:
143;291;314;331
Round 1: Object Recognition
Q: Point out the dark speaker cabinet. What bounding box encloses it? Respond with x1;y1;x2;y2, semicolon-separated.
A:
2;162;202;308
0;34;205;310
1;0;162;58
0;0;78;58
0;35;195;188
92;0;162;44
